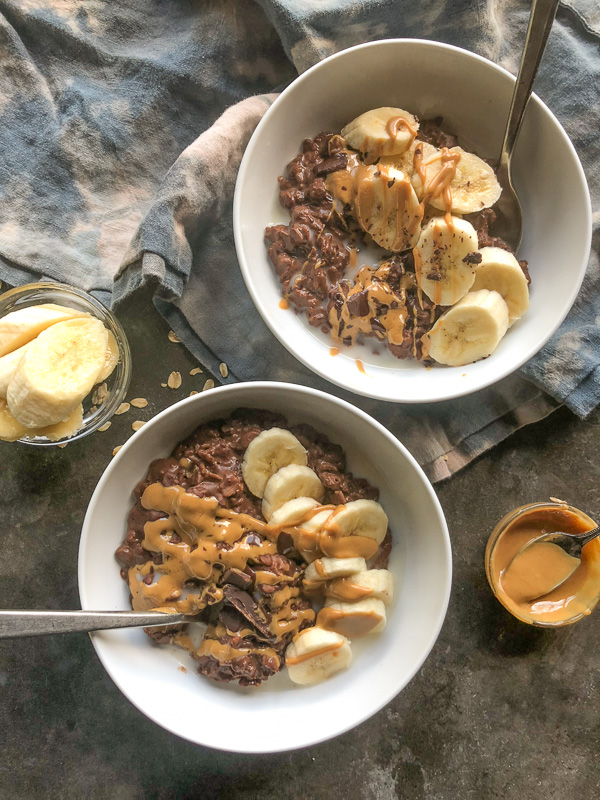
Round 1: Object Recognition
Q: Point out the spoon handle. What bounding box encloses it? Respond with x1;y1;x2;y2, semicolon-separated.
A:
0;610;187;639
578;525;600;548
498;0;559;170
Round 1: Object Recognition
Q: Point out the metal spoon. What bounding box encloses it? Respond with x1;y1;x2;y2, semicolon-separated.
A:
0;610;189;639
511;524;600;595
493;0;559;251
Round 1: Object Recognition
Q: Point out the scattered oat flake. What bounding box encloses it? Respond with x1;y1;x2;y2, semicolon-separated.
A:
550;496;567;505
132;420;146;431
112;445;123;456
168;371;182;389
219;362;228;378
189;390;198;396
161;382;167;388
168;330;181;343
57;443;68;449
130;398;148;408
190;367;202;376
98;422;111;432
202;379;215;391
115;402;130;415
92;382;109;405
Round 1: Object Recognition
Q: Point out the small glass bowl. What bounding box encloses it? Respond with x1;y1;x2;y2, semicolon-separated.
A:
485;501;600;627
0;282;131;446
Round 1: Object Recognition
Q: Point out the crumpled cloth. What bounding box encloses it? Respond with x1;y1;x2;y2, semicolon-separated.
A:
0;1;598;481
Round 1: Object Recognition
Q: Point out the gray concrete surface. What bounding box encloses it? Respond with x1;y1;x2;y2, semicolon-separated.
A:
1;293;598;800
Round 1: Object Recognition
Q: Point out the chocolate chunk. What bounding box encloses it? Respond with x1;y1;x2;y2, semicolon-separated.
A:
346;290;369;317
315;153;348;175
221;568;253;590
222;584;272;638
462;251;482;265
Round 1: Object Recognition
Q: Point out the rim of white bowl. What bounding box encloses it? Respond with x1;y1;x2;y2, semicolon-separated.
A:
78;382;452;751
233;38;592;404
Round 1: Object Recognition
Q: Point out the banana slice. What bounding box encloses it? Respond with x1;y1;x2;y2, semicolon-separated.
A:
412;146;501;213
0;343;30;398
269;497;320;528
423;289;509;367
96;330;119;383
340;569;394;605
318;597;387;638
327;499;388;545
7;317;108;427
299;508;334;533
262;464;324;521
285;627;352;686
342;107;418;162
413;216;480;306
304;557;367;583
242;427;308;498
471;246;529;325
354;163;423;252
0;303;88;358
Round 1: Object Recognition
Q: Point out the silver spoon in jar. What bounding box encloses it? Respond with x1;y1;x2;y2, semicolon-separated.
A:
504;524;600;599
493;0;559;251
0;610;189;639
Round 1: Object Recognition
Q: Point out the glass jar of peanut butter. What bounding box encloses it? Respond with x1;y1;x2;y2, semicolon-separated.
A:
485;501;600;627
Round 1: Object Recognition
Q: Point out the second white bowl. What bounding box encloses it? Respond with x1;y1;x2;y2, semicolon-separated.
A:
234;39;591;403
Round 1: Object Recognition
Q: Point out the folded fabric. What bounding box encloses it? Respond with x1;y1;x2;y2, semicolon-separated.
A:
0;0;598;482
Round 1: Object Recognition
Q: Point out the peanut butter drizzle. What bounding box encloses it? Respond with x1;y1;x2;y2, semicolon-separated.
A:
285;640;345;665
354;163;422;249
129;484;382;666
421;147;461;224
279;298;290;310
328;263;409;348
330;347;340;357
356;359;367;375
385;115;418;141
315;606;382;638
325;578;374;602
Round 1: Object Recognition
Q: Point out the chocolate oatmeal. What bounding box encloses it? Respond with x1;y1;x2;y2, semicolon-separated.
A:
265;107;530;368
115;408;391;687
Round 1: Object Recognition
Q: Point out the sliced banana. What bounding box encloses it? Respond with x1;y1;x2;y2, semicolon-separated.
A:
0;343;30;398
319;597;387;638
0;398;84;442
413;216;480;305
7;317;108;427
242;427;308;498
471;246;529;325
96;330;119;383
304;557;367;583
342;107;418;162
0;303;88;358
299;508;335;533
268;497;320;528
354;163;423;252
262;464;324;521
327;499;388;545
285;627;352;686
423;289;509;367
412;146;501;213
343;569;394;605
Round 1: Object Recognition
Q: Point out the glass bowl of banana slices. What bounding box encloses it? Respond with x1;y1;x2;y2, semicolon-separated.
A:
0;282;131;445
235;39;591;403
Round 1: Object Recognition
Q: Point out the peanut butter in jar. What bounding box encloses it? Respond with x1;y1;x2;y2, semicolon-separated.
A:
485;501;600;627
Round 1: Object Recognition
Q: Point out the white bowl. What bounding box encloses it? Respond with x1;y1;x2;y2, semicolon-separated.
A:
78;382;451;752
234;39;591;403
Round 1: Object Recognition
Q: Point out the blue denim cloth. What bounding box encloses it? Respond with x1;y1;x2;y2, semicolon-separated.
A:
0;1;597;480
